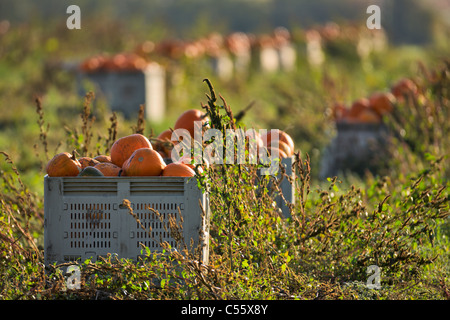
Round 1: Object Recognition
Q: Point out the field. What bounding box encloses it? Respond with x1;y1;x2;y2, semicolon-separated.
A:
0;3;449;302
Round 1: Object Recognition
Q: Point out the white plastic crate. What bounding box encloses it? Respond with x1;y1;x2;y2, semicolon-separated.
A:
44;176;210;266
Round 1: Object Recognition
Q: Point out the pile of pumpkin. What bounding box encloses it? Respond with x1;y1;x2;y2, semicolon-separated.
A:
332;78;418;124
45;133;198;178
79;52;149;73
150;109;296;164
153;109;296;160
46;109;296;178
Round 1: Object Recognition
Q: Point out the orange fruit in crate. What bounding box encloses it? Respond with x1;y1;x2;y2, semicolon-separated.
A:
125;54;148;70
157;129;173;141
267;147;288;159
174;109;208;138
46;151;82;177
110;134;153;167
274;140;293;157
94;162;122;176
162;162;195;177
332;102;348;122
78;157;100;169
369;92;395;116
357;109;382;124
261;129;294;156
121;148;166;176
348;98;370;117
94;155;112;163
177;154;195;169
79;55;106;72
155;129;174;156
110;53;128;71
391;78;418;100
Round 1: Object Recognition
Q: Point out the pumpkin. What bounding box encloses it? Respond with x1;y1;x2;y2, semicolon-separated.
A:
79;55;106;72
267;147;288;159
155;129;173;156
78;166;104;177
348;98;370;117
157;129;172;141
46;151;82;177
174;109;207;138
391;78;417;100
356;109;381;124
124;53;148;70
121;148;166;176
104;53;127;71
261;129;294;155
94;162;121;176
94;155;112;163
369;92;395;116
332;102;348;121
162;163;195;177
270;140;293;157
78;157;100;169
110;134;153;167
178;154;204;169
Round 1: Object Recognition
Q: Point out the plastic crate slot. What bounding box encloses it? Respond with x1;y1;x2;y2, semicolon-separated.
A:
63;181;118;195
129;181;184;195
64;255;81;262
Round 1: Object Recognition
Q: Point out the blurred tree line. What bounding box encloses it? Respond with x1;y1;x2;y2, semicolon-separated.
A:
0;0;446;44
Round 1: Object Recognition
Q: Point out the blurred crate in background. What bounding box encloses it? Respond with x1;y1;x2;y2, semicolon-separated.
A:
320;123;390;179
77;62;166;123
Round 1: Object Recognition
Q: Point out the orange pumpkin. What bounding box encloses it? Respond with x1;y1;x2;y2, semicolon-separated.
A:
124;53;148;70
110;134;153;167
157;129;172;141
46;151;82;177
94;162;122;176
356;109;381;124
177;155;195;169
348;98;370;117
79;55;106;72
268;147;288;159
369;92;395;116
162;163;195;177
261;129;294;155
105;53;128;71
174;109;207;138
94;155;112;163
391;78;417;100
78;157;100;169
155;129;174;156
270;140;293;157
121;148;165;176
332;102;348;121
